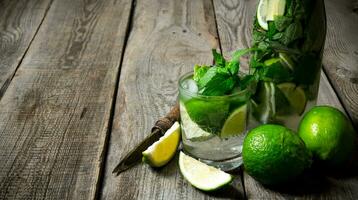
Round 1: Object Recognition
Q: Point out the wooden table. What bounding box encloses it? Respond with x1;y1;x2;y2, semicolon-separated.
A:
0;0;357;199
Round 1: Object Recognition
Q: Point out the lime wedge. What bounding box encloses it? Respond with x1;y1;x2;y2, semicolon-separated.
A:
179;152;233;191
180;103;213;141
220;104;248;138
142;122;181;167
277;83;307;115
257;0;269;30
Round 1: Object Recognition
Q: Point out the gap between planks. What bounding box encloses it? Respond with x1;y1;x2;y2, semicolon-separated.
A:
95;0;137;199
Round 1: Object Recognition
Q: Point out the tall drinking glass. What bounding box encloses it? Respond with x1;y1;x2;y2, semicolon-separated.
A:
179;72;251;171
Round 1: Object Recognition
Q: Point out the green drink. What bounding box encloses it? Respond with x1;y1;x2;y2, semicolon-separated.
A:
179;73;251;171
179;50;253;171
250;0;327;130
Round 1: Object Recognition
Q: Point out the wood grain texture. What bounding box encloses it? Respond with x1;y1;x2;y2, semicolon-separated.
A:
100;0;244;199
0;0;132;199
323;0;358;128
213;0;257;73
0;0;52;99
213;0;358;199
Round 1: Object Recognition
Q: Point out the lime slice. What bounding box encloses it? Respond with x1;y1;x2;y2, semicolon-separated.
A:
180;103;213;141
263;58;292;81
257;0;286;30
185;99;229;134
266;0;286;21
179;152;233;191
257;0;269;30
277;83;307;115
252;82;276;123
279;52;295;71
142;122;181;167
220;104;248;138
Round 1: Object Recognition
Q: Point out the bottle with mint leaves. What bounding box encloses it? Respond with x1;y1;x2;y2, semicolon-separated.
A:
250;0;326;130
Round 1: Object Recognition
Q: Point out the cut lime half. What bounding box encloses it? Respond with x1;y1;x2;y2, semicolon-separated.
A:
277;83;307;115
220;104;248;138
179;152;233;191
142;122;181;167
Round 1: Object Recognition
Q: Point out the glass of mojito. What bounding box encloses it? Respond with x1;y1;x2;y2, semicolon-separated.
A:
250;0;326;130
179;50;253;171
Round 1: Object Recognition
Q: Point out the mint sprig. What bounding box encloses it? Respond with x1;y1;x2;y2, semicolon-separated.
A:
193;49;254;96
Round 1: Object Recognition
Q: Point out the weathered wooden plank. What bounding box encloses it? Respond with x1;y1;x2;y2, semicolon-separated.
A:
323;0;358;128
100;0;245;199
213;0;358;199
0;0;52;99
0;0;133;199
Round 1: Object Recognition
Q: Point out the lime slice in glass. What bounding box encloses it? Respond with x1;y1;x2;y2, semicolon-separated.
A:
220;104;248;138
279;52;295;71
252;81;276;123
277;83;307;115
266;0;286;21
257;0;286;30
257;0;269;30
185;99;229;134
142;122;181;167
180;103;213;141
179;152;233;191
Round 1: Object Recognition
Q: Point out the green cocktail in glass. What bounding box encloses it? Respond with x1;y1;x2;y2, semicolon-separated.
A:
179;73;251;171
179;50;253;171
250;0;327;130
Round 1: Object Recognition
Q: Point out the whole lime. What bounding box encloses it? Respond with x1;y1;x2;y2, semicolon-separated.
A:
243;124;312;185
298;106;355;167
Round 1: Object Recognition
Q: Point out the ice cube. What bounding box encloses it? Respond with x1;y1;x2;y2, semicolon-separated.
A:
185;79;198;93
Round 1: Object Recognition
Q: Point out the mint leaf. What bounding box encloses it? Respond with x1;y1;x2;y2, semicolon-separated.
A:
197;67;219;89
267;22;278;39
199;75;235;96
253;30;266;43
197;66;235;96
272;33;284;40
212;49;226;67
280;21;303;45
274;16;292;31
232;48;254;60
193;65;209;82
239;75;256;90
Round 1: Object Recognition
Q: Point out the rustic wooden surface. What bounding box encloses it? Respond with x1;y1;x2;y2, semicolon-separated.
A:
0;0;52;99
0;0;132;199
323;0;358;128
0;0;357;199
